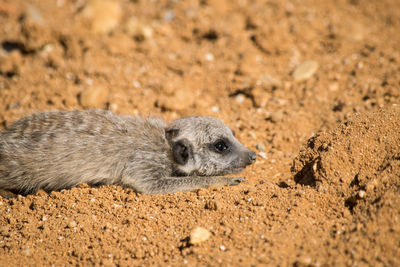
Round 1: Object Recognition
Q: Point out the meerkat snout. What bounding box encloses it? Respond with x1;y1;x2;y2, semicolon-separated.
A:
249;151;257;164
246;151;257;164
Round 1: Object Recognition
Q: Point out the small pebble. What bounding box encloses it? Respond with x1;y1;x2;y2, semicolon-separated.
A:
259;152;267;159
133;81;141;88
82;0;122;34
293;61;319;82
79;86;109;108
211;106;219;113
219;245;226;251
67;220;77;228
235;94;246;104
109;103;118;112
256;143;266;152
205;53;214;61
189;227;211;244
358;190;366;199
125;17;153;39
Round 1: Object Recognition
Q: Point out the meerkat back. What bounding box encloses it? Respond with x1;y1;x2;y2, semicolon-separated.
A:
0;109;171;194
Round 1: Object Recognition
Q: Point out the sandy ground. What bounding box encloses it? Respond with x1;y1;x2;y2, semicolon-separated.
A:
0;0;399;266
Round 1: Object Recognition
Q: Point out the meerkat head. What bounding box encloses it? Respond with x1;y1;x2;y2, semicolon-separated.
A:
165;116;256;176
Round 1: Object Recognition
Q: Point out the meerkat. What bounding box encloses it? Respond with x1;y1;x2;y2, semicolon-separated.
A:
0;109;256;195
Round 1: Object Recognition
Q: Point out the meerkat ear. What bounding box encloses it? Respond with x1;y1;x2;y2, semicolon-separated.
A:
172;138;192;165
165;127;180;141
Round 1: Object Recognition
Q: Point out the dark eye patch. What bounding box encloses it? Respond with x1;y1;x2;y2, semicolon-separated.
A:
213;139;231;154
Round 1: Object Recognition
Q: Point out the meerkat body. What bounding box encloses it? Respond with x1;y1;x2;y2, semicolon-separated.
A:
0;110;256;195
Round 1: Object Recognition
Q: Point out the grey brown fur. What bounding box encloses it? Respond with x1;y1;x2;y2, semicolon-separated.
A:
0;110;256;195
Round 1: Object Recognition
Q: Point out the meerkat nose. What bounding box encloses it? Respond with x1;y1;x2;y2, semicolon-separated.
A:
248;151;257;163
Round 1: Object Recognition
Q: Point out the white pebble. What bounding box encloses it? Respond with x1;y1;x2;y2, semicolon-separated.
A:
133;81;141;88
205;53;214;61
67;221;77;228
211;106;219;113
259;152;267;159
293;61;319;82
235;94;246;104
189;227;211;244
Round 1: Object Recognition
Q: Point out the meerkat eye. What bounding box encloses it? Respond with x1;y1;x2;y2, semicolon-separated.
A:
214;140;230;153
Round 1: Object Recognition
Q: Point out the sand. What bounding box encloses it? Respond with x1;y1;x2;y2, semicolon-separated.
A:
0;0;399;265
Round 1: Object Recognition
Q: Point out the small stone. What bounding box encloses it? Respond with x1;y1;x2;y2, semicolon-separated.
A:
133;81;141;88
109;103;118;112
256;143;266;152
211;106;219;113
125;17;153;40
67;220;77;228
269;111;284;123
293;61;319;82
205;200;219;211
358;190;366;199
297;256;312;265
189;227;211;245
219;245;226;251
205;53;214;61
259;152;267;159
235;94;246;104
79;86;109;108
82;0;122;34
